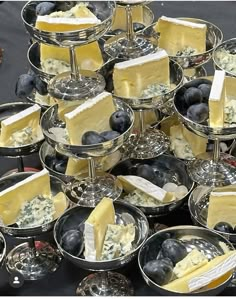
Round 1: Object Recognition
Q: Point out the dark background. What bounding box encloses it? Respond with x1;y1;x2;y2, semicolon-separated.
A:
0;1;236;296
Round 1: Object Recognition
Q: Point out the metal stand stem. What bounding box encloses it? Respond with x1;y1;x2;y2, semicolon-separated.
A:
126;5;134;44
213;139;220;163
69;45;80;81
138;110;145;137
88;158;96;183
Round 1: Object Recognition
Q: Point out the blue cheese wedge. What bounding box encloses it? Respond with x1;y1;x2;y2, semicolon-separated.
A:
0;104;43;147
101;223;135;260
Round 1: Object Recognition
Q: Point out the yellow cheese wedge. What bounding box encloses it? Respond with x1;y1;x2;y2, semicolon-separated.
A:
155;16;207;56
84;197;115;260
112;6;144;30
118;175;175;203
0;169;51;225
207;187;236;229
53;191;67;219
64;92;116;145
113;50;170;98
0;104;42;146
163;251;236;293
209;70;226;128
182;126;207;156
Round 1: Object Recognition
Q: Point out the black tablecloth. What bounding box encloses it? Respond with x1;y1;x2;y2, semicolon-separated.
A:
0;1;236;296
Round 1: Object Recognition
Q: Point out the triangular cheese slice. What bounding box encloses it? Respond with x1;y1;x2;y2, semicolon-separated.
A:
118;175;175;203
84;197;115;260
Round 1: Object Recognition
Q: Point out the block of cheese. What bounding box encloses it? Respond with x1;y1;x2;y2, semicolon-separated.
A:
118;175;176;203
209;70;226;128
113;50;170;98
207;188;236;229
173;249;208;278
64;92;116;145
0;104;42;146
155;16;207;56
163;251;236;293
0;169;51;226
84;197;115;260
112;6;144;30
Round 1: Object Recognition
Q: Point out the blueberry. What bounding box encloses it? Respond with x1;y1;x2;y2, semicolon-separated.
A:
54;159;68;174
35;76;48;96
36;2;56;16
133;22;145;32
184;78;212;89
198;84;211;102
186;103;209;123
184;87;203;106
82;131;106;145
100;130;120;141
161;239;188;265
109;111;131;134
15;74;36;99
60;229;84;256
136;164;156;184
214;222;233;234
143;258;173;285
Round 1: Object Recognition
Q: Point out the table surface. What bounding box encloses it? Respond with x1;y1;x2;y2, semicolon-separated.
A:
0;1;236;296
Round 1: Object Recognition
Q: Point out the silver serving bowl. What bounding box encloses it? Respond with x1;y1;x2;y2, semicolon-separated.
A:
110;154;194;216
143;18;223;69
41;99;134;158
0;102;44;157
99;58;184;110
138;225;234;295
116;0;151;6
230;140;236;156
21;1;116;46
54;200;149;271
213;38;236;77
0;172;69;238
189;185;236;245
0;232;6;267
174;76;236;140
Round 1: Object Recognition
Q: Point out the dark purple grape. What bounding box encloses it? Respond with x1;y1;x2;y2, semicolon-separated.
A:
184;87;203;106
214;222;233;234
15;74;36;99
186;103;209;123
82;131;106;145
60;229;83;256
36;2;56;16
198;84;211;102
109;111;131;134
136;164;156;183
35;76;48;96
100;130;120;140
175;92;188;115
161;239;187;265
133;22;145;32
184;78;212;89
143;258;173;285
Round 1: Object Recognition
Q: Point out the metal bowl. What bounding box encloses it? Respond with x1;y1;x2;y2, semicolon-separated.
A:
0;172;69;238
39;141;122;183
54;200;149;271
174;76;236;140
143;18;223;69
138;225;234;295
110;154;194;216
0;232;6;267
189;185;236;245
0;102;44;157
41;99;134;158
99;58;184;110
213;38;236;77
230;140;236;157
21;1;116;46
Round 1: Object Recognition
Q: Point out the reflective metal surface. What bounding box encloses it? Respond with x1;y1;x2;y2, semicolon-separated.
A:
0;232;6;267
0;102;44;157
110;154;194;216
41;99;134;158
21;1;116;46
138;225;234;295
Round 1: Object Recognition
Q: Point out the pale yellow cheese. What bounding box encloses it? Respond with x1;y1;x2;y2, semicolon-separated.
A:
113;50;170;98
53;191;67;219
0;104;42;146
155;16;207;56
84;197;115;260
0;169;51;225
209;70;226;128
163;251;236;293
182;126;207;156
64;92;116;145
112;6;144;30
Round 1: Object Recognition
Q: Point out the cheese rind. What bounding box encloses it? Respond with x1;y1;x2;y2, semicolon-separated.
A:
155;16;207;56
113;51;170;98
209;70;226;128
64;92;116;145
84;197;115;261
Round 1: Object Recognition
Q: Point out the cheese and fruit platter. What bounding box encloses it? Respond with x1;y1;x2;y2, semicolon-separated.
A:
0;0;236;296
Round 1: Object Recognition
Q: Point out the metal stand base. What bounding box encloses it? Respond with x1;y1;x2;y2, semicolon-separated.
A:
65;173;122;207
104;33;157;60
76;271;134;296
187;153;236;187
122;128;170;160
6;241;62;280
